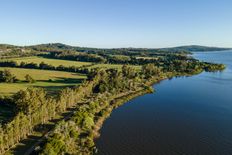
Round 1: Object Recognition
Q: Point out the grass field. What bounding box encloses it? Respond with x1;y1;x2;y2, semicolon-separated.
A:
0;67;87;96
0;58;142;96
3;56;92;67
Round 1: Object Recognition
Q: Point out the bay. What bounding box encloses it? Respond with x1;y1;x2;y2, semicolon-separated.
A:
96;50;232;155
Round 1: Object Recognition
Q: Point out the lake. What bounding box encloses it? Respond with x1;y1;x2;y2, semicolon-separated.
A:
96;51;232;155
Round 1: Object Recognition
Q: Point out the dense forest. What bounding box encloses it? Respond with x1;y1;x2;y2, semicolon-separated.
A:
0;43;227;154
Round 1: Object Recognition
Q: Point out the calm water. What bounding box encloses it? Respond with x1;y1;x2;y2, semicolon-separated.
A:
96;51;232;155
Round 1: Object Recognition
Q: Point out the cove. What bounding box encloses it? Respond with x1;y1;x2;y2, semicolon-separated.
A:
96;51;232;155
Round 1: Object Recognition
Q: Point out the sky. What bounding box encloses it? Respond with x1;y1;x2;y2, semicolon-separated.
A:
0;0;232;48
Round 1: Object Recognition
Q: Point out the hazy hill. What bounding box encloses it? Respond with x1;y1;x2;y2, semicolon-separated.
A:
0;43;231;53
29;43;231;52
161;45;231;52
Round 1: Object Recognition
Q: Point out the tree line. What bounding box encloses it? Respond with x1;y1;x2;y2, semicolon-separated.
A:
45;51;107;63
0;61;92;74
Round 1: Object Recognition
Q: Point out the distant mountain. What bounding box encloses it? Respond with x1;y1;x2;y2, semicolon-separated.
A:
0;43;231;53
28;43;76;51
161;45;231;52
0;44;18;49
30;44;231;52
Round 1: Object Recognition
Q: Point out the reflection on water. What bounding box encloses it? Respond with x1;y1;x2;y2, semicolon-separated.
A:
96;51;232;155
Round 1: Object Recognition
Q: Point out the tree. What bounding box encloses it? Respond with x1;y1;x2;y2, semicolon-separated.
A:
39;62;55;70
142;64;161;78
24;62;38;69
0;69;17;83
42;136;66;155
13;88;47;133
25;74;36;83
122;65;136;79
82;116;94;131
14;87;47;115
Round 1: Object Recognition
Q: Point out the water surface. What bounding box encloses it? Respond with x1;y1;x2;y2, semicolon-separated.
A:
96;50;232;155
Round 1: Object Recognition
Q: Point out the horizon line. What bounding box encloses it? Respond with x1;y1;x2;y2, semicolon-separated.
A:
0;42;232;50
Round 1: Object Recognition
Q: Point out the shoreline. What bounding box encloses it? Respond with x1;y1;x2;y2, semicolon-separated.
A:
8;69;222;154
91;71;208;154
92;74;171;153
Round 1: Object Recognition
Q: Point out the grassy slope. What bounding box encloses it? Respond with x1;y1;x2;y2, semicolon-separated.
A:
3;56;92;67
2;56;143;70
0;67;86;96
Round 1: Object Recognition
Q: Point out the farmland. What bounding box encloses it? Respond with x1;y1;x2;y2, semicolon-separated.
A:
3;56;92;67
0;57;141;96
0;67;86;95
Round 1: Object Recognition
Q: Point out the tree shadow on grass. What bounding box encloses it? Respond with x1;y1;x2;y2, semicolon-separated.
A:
34;77;85;96
0;104;15;125
10;135;42;155
44;77;85;84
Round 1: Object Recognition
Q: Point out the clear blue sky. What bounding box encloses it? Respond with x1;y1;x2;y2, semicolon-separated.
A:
0;0;232;48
